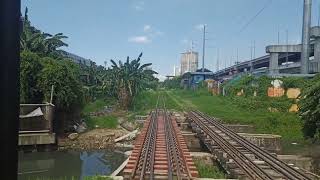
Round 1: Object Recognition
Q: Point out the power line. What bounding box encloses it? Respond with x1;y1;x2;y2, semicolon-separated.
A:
239;0;273;33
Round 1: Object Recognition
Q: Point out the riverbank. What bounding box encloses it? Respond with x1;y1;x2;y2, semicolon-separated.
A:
58;128;129;150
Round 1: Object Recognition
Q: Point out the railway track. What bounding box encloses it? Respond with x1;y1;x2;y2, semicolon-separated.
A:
124;96;198;179
188;110;312;180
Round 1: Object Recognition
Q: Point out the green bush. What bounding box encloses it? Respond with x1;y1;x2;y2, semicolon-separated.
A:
85;115;118;129
38;57;84;110
195;161;225;178
299;74;320;140
20;51;44;103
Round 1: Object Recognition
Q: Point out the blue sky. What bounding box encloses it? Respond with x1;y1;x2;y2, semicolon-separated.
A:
22;0;320;78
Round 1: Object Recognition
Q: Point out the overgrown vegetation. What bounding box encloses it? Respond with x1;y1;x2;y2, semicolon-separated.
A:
20;8;158;132
299;74;320;141
20;9;86;131
195;161;225;178
105;53;158;109
167;89;304;142
85;115;118;129
223;74;309;97
162;72;320;143
162;76;182;89
82;99;113;114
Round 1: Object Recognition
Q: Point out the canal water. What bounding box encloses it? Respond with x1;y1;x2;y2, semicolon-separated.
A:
18;150;126;180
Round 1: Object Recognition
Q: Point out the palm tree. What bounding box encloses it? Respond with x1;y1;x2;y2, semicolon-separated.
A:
20;7;68;55
44;33;68;54
108;53;157;109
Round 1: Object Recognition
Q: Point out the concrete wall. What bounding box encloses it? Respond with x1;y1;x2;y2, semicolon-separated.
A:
20;103;55;132
19;133;56;145
238;133;281;152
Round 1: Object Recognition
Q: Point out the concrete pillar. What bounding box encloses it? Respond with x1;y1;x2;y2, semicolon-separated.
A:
301;0;312;74
269;53;279;74
314;38;320;72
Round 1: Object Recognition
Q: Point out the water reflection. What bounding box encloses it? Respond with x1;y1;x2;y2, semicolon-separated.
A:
18;150;125;180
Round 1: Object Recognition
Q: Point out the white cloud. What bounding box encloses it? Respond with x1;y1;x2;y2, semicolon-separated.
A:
195;24;206;31
143;25;151;32
128;36;151;44
133;1;145;11
181;39;188;44
154;31;164;36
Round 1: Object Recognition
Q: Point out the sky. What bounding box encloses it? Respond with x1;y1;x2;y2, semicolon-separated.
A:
22;0;320;79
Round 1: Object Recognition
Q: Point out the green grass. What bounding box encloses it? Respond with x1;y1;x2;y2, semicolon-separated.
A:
82;99;110;114
166;89;305;143
82;98;118;129
195;161;226;178
86;115;118;129
131;90;159;113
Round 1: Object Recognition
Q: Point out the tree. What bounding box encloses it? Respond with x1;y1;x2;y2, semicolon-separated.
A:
299;74;320;141
20;7;68;56
20;51;43;103
106;53;158;109
38;58;84;110
163;76;182;89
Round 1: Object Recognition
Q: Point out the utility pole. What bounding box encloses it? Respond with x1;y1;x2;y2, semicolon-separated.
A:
236;48;239;63
250;46;253;61
278;28;280;45
318;2;320;26
286;29;289;66
301;0;312;74
202;25;206;72
253;41;256;59
216;48;220;72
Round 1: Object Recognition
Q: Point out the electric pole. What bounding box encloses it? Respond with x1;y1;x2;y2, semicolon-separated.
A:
286;29;289;65
253;40;256;59
236;48;239;63
202;25;206;72
278;27;280;45
216;48;220;72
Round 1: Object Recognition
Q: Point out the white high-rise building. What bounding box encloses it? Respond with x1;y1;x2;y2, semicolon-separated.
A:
180;51;199;75
173;65;180;76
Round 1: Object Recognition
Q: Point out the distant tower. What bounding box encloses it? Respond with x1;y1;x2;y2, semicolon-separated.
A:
180;51;199;75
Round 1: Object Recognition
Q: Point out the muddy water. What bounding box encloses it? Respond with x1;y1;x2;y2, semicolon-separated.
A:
18;150;125;180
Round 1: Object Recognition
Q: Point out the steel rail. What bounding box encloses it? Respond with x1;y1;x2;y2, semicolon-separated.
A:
162;97;174;180
130;96;160;179
162;99;181;180
189;111;273;180
139;96;160;180
193;110;311;180
163;96;192;180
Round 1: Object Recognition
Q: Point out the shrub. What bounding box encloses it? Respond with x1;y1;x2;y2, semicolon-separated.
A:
299;74;320;140
20;51;44;103
38;57;84;110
